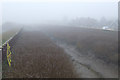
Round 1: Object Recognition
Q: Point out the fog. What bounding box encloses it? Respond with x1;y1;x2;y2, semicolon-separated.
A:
2;2;118;25
1;1;119;78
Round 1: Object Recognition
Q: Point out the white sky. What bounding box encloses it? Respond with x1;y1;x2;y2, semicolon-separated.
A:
1;0;119;24
1;0;119;3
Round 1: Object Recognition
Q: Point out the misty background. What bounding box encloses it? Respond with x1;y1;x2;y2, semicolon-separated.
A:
0;1;119;79
1;1;118;32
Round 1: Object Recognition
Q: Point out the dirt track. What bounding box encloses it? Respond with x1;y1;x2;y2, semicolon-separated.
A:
42;26;118;78
2;27;118;78
55;42;118;78
2;29;77;78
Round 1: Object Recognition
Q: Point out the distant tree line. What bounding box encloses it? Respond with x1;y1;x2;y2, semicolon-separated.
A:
68;17;118;30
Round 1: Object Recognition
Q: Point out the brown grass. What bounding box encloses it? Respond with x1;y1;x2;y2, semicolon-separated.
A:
3;30;77;78
44;27;118;65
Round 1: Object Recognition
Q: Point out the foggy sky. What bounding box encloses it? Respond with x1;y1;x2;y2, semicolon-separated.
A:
2;2;118;24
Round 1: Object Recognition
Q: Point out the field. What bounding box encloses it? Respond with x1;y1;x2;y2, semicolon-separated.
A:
2;29;77;78
2;26;118;78
43;27;118;65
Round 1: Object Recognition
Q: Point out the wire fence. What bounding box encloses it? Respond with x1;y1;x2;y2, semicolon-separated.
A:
2;28;23;67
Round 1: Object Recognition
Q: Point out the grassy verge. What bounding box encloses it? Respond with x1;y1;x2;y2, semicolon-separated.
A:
2;28;20;44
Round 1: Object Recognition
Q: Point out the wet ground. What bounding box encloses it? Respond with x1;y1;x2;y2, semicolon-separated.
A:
2;27;118;78
55;41;118;78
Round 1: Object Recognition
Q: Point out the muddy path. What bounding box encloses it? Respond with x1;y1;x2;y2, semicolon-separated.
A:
48;36;118;78
2;27;118;78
